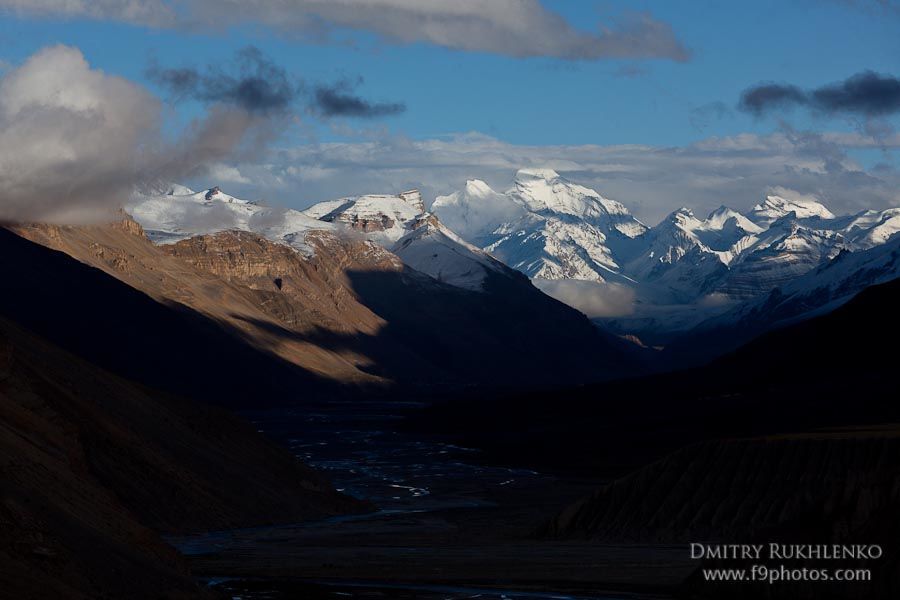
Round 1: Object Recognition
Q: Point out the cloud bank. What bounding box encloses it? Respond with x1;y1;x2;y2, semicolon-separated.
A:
533;278;635;318
0;0;173;26
0;0;689;62
212;129;900;225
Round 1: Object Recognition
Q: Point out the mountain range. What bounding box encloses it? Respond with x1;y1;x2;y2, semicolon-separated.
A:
126;170;900;361
433;169;899;299
4;171;899;599
430;169;900;347
122;186;643;387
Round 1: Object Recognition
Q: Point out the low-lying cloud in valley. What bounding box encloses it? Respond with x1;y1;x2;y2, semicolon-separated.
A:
533;278;636;318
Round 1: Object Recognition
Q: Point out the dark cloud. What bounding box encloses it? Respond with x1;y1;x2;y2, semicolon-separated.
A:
738;83;808;116
812;71;900;115
147;46;298;114
312;80;406;118
149;48;406;120
739;71;900;117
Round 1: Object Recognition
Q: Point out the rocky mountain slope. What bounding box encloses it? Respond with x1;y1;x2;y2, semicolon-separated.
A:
544;431;900;543
301;189;425;245
167;226;642;386
17;195;642;387
0;263;365;599
543;431;900;600
6;223;375;399
300;188;522;291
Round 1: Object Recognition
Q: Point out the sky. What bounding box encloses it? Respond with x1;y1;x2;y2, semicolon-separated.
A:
1;0;899;224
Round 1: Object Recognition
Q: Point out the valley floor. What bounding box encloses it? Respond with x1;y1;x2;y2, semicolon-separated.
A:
167;400;693;599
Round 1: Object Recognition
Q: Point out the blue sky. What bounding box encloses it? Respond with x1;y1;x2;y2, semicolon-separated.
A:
1;0;899;222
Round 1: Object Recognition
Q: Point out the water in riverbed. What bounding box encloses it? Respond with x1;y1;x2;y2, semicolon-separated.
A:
170;401;674;600
243;400;549;514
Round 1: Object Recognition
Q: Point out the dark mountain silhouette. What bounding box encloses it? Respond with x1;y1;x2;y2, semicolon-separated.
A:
414;276;900;476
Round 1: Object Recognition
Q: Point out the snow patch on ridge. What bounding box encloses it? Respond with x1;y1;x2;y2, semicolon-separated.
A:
126;185;332;255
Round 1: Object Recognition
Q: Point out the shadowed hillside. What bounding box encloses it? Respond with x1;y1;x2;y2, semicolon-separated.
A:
413;276;900;477
0;315;364;599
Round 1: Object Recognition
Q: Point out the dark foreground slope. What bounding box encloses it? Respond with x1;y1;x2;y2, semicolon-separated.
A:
545;430;900;600
0;317;363;599
0;230;367;598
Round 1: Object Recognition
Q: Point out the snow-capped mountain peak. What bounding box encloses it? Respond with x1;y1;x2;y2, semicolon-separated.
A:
434;170;649;285
747;194;835;226
704;205;764;234
464;178;498;197
515;167;561;181
398;189;425;213
668;207;700;226
303;191;517;292
431;180;525;242
302;191;426;246
391;213;509;291
511;168;641;229
203;186;252;205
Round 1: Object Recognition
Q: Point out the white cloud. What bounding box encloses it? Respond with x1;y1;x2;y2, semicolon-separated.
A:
210;130;900;225
765;186;826;205
533;278;635;318
0;0;173;25
0;45;161;222
0;0;689;61
0;45;290;223
206;163;252;184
